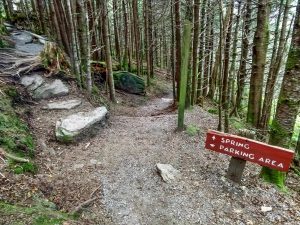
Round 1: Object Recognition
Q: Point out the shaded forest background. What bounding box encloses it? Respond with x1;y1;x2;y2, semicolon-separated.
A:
0;0;300;187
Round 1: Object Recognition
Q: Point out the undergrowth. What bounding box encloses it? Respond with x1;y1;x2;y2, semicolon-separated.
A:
0;86;36;174
0;200;72;225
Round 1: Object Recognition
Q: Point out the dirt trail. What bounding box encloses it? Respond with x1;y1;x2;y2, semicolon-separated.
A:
4;27;300;225
32;92;300;225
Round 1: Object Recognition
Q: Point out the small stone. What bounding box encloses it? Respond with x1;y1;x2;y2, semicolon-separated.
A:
246;220;254;225
156;163;181;183
233;209;242;214
74;164;84;169
261;206;272;212
90;159;97;165
42;99;82;110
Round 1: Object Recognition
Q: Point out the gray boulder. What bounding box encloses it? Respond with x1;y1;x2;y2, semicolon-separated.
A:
156;163;181;183
20;74;45;91
56;107;108;142
33;79;69;99
43;99;82;110
12;32;33;44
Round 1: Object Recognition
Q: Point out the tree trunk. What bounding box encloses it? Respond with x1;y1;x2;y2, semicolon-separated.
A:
178;20;192;130
222;0;234;133
174;0;181;101
260;0;290;130
144;0;151;85
113;0;121;67
203;0;211;97
132;0;141;75
260;0;300;188
191;0;200;105
122;0;131;71
101;0;117;102
234;0;252;113
196;0;206;105
229;0;242;109
247;0;270;127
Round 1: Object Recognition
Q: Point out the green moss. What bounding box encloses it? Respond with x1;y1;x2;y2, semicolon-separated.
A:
186;124;200;136
0;201;72;225
11;162;38;174
260;167;287;191
0;90;36;173
286;47;300;71
208;108;218;115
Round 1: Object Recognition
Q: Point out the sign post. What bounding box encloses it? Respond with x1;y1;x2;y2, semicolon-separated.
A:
205;130;294;183
227;130;255;183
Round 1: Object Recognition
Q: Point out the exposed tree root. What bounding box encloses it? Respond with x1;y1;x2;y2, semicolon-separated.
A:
0;148;30;163
0;42;71;79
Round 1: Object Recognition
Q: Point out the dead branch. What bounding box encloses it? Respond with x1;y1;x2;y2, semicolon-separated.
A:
72;197;99;214
90;185;101;198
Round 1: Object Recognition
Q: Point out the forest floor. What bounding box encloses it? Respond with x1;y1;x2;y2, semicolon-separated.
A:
1;29;300;225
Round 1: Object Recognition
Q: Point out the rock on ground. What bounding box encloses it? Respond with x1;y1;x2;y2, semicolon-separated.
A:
156;163;181;183
113;71;145;95
42;99;82;110
20;74;44;91
33;79;69;99
55;106;108;142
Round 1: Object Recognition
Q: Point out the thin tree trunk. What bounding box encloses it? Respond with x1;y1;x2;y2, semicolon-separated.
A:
223;0;234;133
132;0;141;75
196;0;206;105
122;0;131;71
174;0;181;101
260;0;290;130
191;0;200;105
247;0;270;127
229;0;241;109
234;0;252;114
203;0;211;97
113;0;121;67
101;0;116;102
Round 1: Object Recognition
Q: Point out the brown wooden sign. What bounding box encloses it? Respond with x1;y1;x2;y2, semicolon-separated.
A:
205;130;294;172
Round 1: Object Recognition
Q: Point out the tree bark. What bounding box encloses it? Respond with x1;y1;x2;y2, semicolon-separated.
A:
174;0;181;101
191;0;200;105
260;0;300;188
234;0;252;113
247;0;270;127
101;0;116;102
260;0;290;130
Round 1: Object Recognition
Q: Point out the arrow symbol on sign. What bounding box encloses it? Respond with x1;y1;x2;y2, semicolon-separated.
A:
210;144;215;148
212;136;216;140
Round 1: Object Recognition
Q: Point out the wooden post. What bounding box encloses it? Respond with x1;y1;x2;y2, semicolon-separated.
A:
226;129;256;183
177;20;192;130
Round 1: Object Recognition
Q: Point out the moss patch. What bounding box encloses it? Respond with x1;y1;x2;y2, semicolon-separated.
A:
260;167;287;191
186;124;200;137
0;201;72;225
0;87;36;173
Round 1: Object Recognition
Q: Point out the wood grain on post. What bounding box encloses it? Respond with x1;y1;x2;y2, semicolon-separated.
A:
226;129;256;183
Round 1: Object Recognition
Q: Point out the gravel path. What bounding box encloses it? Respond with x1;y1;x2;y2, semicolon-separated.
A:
9;27;299;225
31;92;300;225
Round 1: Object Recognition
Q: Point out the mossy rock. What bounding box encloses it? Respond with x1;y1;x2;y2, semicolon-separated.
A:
113;71;145;95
